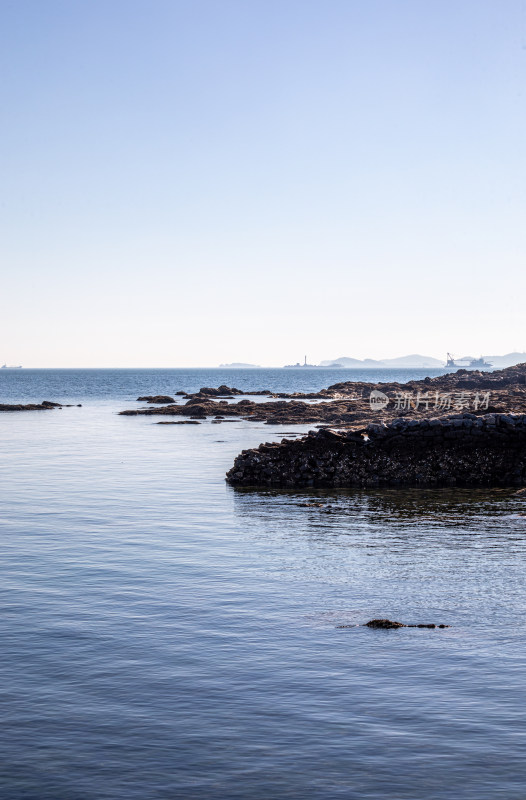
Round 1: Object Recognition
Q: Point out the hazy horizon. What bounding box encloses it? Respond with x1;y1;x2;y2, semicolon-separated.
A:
3;349;526;370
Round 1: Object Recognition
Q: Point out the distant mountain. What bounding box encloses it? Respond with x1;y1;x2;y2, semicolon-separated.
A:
381;354;445;367
319;354;444;368
219;362;260;368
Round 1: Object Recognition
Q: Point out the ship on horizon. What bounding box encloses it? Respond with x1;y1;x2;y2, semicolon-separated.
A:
445;353;493;369
1;364;22;369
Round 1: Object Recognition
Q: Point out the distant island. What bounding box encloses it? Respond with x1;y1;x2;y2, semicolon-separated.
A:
318;352;526;369
219;362;261;368
319;354;444;368
219;352;526;370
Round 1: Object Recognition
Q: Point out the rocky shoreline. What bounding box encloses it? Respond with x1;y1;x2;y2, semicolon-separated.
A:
114;363;526;490
5;365;526;490
226;412;526;489
119;364;526;427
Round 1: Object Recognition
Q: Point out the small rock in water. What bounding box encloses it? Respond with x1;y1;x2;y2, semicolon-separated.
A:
365;619;405;629
137;395;176;404
156;420;201;425
361;619;450;630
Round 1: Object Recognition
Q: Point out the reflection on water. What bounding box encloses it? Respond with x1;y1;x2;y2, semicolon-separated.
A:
1;370;526;799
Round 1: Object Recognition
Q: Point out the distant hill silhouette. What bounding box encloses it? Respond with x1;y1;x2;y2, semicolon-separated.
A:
319;354;444;368
219;362;260;368
320;352;526;369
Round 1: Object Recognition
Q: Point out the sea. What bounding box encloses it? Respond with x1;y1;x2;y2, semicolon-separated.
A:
1;368;525;800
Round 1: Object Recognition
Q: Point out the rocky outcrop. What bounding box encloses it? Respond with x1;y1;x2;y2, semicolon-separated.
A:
137;395;175;403
0;400;66;411
120;397;359;425
183;386;273;399
226;413;526;489
194;385;244;396
327;361;526;396
121;364;526;427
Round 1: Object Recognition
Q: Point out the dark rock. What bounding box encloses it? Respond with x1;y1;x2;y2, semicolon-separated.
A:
156;420;201;425
365;619;405;629
120;364;526;428
198;385;243;396
137;395;175;404
0;401;62;412
337;619;450;629
226;412;526;489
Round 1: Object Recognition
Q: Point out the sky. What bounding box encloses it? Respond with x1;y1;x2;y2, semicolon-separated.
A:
1;0;525;367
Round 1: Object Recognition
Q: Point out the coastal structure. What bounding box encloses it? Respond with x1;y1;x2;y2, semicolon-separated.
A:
283;356;343;368
284;356;318;368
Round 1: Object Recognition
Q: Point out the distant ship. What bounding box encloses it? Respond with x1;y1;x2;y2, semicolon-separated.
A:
468;356;493;368
445;353;492;369
1;364;22;369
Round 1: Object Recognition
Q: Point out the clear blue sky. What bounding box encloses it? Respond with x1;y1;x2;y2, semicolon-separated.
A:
1;0;525;366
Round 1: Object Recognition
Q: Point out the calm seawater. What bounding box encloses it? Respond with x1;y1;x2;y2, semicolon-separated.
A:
1;369;525;800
